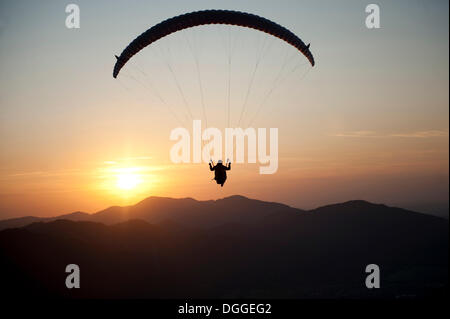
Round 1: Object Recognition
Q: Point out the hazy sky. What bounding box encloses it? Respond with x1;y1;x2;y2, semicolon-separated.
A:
0;0;448;218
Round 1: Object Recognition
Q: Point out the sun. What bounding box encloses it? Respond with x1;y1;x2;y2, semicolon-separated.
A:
99;164;154;197
116;172;141;190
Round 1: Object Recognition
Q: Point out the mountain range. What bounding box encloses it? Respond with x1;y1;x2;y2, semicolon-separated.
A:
0;195;447;298
0;195;300;230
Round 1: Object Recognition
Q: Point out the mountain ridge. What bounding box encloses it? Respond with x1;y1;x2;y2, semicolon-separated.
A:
0;195;445;231
0;195;447;299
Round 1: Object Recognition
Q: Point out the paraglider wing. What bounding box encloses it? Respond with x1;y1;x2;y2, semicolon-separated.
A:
113;9;315;78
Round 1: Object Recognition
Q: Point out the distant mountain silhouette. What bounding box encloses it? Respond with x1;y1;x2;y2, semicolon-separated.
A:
0;196;447;298
0;195;300;230
0;211;90;230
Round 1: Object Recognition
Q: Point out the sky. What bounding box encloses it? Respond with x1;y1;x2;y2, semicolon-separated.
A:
0;0;448;218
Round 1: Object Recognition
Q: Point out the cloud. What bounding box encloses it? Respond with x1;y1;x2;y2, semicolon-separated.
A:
6;169;83;178
390;130;448;138
119;156;153;161
332;131;381;138
332;130;448;138
103;157;153;165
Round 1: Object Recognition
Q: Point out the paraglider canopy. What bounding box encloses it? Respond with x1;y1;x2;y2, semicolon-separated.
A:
113;9;315;78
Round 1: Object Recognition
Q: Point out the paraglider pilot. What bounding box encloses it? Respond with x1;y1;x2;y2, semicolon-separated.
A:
209;159;231;187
